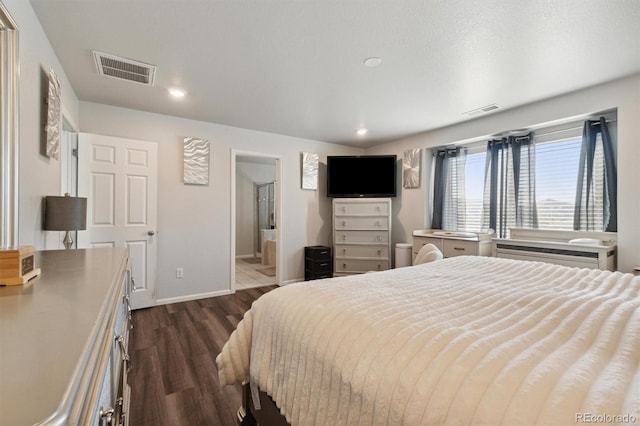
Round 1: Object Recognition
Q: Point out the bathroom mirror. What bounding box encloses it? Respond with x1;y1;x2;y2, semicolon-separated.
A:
0;3;19;248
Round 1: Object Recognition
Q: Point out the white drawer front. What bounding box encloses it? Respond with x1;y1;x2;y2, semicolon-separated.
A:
335;244;389;258
335;230;389;244
335;259;390;273
443;239;478;257
334;201;389;216
334;216;388;230
413;236;443;254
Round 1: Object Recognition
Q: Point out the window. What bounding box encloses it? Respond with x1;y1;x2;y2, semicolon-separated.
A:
460;151;485;232
535;137;582;230
431;113;616;234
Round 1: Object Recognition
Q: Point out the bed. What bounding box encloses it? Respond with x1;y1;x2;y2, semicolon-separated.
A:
216;256;640;425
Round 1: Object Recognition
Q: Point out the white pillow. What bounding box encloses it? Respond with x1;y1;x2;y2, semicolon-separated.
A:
413;243;444;265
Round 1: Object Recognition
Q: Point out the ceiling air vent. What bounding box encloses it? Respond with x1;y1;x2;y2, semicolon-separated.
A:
93;51;156;86
463;103;501;118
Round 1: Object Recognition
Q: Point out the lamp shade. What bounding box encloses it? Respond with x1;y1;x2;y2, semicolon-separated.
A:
44;195;87;231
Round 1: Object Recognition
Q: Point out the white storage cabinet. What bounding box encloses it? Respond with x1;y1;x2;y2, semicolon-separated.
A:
333;198;392;275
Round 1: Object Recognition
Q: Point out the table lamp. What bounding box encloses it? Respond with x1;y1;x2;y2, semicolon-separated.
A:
44;193;87;249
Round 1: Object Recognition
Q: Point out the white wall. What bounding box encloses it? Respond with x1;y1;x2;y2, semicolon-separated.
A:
370;74;640;273
79;101;361;301
5;0;80;249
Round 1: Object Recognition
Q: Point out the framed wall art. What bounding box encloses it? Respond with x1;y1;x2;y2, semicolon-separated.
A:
183;137;210;185
403;148;421;189
45;68;62;159
301;152;318;190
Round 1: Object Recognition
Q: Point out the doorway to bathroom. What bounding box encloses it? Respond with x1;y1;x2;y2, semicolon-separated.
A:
232;152;281;291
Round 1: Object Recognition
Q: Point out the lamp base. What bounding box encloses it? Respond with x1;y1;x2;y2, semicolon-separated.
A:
63;230;74;249
0;246;42;286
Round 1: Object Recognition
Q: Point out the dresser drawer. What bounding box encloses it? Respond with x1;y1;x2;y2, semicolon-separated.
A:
335;244;389;258
335;259;390;273
334;201;389;216
443;239;478;257
304;264;333;281
334;216;388;230
305;245;331;261
413;236;443;254
335;230;389;244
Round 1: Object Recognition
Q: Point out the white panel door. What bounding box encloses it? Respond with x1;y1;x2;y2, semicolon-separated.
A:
77;133;158;309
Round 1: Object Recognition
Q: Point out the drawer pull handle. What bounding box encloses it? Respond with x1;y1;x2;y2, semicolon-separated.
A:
342;220;346;226
124;295;134;330
377;249;381;255
454;247;465;251
320;251;328;255
377;236;382;241
342;249;346;254
320;263;328;267
116;335;131;371
342;235;347;240
99;407;115;425
117;397;126;426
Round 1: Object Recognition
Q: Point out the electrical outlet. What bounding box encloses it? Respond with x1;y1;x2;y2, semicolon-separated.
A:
176;268;184;278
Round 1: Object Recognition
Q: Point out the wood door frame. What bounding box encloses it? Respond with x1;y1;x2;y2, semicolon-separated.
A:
231;150;283;293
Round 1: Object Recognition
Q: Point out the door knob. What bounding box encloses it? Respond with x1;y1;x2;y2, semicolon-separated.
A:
147;230;155;236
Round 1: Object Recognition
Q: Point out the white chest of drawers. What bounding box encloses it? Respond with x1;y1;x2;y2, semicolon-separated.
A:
333;198;392;275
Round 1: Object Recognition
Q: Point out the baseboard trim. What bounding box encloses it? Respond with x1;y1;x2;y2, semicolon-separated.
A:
155;288;233;306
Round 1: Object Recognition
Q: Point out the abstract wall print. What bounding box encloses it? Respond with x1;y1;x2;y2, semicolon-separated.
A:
45;68;62;159
183;137;210;185
301;152;319;190
403;148;421;189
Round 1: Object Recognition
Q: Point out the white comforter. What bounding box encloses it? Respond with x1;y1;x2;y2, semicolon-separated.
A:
216;256;640;425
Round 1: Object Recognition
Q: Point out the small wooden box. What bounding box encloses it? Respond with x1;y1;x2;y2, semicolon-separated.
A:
0;246;41;285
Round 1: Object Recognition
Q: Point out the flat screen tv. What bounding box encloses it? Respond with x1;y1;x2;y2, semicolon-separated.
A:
326;155;397;198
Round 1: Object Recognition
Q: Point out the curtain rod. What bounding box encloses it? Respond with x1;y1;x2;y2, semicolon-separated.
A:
535;118;617;139
430;116;616;153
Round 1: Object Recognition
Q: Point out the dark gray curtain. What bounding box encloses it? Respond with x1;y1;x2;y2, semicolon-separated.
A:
431;147;458;229
482;132;537;238
573;117;617;232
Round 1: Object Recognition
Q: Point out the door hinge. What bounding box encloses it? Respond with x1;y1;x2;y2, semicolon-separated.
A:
72;148;78;157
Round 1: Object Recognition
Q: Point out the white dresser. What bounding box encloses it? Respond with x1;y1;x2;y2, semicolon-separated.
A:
412;230;494;260
333;198;392;275
0;248;132;426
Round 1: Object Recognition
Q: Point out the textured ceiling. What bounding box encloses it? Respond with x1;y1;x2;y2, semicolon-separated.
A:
30;0;640;147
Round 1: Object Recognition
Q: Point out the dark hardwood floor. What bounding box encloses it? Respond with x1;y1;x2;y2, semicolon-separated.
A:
128;285;277;426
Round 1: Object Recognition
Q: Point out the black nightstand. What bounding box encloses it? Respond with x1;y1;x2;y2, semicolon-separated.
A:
304;246;333;281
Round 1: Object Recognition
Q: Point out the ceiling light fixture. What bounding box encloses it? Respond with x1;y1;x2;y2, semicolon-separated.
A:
363;57;382;67
168;88;186;98
356;128;368;136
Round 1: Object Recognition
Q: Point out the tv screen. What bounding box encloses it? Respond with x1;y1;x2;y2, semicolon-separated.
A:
327;155;397;198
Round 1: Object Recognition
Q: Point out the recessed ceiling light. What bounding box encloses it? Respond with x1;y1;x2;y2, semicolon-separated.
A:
356;128;368;136
168;88;186;98
363;57;382;67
